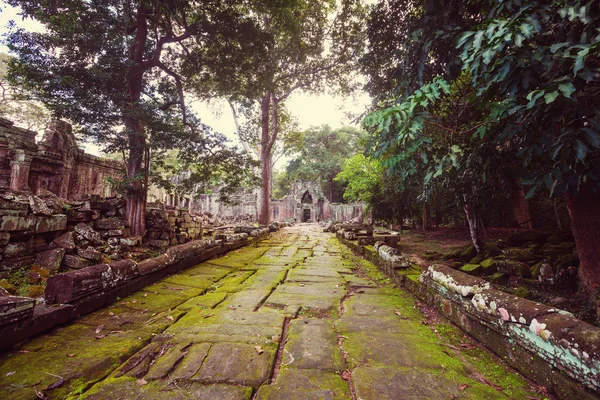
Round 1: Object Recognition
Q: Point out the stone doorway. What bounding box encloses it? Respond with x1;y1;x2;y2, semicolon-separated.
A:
302;208;311;222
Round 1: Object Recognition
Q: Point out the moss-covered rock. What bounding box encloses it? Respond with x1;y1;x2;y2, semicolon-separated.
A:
25;284;45;298
480;258;497;272
460;263;483;275
489;272;507;284
513;286;532;299
0;279;16;294
502;248;536;262
459;245;477;262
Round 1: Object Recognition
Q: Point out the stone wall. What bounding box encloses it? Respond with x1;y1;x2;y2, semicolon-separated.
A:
189;181;365;223
0;118;122;199
0;227;275;351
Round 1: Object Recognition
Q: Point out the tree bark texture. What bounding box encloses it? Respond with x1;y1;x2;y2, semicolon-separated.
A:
511;185;533;229
567;184;600;305
463;195;482;253
258;93;271;225
422;204;430;231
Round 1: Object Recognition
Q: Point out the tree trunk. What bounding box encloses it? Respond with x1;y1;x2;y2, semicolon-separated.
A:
258;93;271;225
463;194;482;253
124;4;149;237
125;116;147;237
567;184;600;308
422;204;430;231
328;177;334;202
511;185;533;229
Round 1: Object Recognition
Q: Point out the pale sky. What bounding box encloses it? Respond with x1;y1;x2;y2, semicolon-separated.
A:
0;4;372;166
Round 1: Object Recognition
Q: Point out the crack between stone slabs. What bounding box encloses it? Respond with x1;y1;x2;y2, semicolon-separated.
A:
332;317;357;400
253;268;290;312
262;316;293;391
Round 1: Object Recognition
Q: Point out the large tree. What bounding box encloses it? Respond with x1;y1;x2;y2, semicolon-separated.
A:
6;0;261;236
286;125;363;202
190;0;366;224
363;0;600;309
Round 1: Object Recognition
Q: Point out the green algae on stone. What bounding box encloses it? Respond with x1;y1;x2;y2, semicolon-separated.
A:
256;368;351;400
77;376;252;400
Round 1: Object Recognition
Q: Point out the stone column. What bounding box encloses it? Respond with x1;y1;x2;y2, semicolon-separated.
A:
10;149;32;192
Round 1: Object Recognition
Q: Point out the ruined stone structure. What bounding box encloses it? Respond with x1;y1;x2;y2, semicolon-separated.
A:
0;118;122;198
190;180;364;223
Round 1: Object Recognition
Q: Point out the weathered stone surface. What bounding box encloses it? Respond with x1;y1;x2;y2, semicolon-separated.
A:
0;215;37;231
0;295;35;326
193;342;275;388
63;254;94;269
34;248;66;272
120;236;142;247
284;318;344;372
36;214;67;233
3;241;34;258
50;231;77;251
74;222;104;245
352;366;461;400
29;195;53;216
45;264;109;304
256;368;351;400
137;254;172;275
95;218;126;230
78;246;103;262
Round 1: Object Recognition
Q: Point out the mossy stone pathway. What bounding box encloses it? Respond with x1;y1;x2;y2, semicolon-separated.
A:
0;225;543;399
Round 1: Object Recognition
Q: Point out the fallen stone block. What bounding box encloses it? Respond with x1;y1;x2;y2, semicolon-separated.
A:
29;195;52;216
74;222;104;245
63;254;94;270
102;259;138;290
45;264;110;304
95;218;126;230
148;239;170;248
78;247;103;262
165;238;217;264
358;236;376;246
34;248;65;273
120;236;142;247
0;296;35;327
137;254;172;275
36;214;67;233
50;231;76;252
0;216;37;231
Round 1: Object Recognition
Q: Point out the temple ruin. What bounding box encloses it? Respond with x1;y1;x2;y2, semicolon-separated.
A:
160;180;365;222
0;118;122;198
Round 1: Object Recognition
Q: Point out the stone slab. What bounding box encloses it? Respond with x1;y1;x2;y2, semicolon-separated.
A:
284;318;344;372
256;368;351;400
193;342;275;388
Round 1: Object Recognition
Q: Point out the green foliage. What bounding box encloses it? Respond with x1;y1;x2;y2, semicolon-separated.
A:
456;0;600;197
5;0;264;213
362;0;600;230
335;154;382;203
0;53;49;131
285;125;365;201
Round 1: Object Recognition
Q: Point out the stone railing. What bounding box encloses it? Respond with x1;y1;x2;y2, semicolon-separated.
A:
336;232;600;400
0;226;275;351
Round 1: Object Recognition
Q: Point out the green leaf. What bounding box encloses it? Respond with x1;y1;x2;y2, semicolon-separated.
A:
456;31;475;48
543;91;559;104
525;185;537;199
550;42;568;53
450;145;461;153
558;83;576;98
583;128;600;148
575;139;588;161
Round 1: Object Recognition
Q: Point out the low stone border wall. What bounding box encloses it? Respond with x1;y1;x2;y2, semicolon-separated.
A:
337;233;600;400
0;231;270;351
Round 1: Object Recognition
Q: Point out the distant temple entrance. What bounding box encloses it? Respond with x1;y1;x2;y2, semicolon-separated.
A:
302;208;311;222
